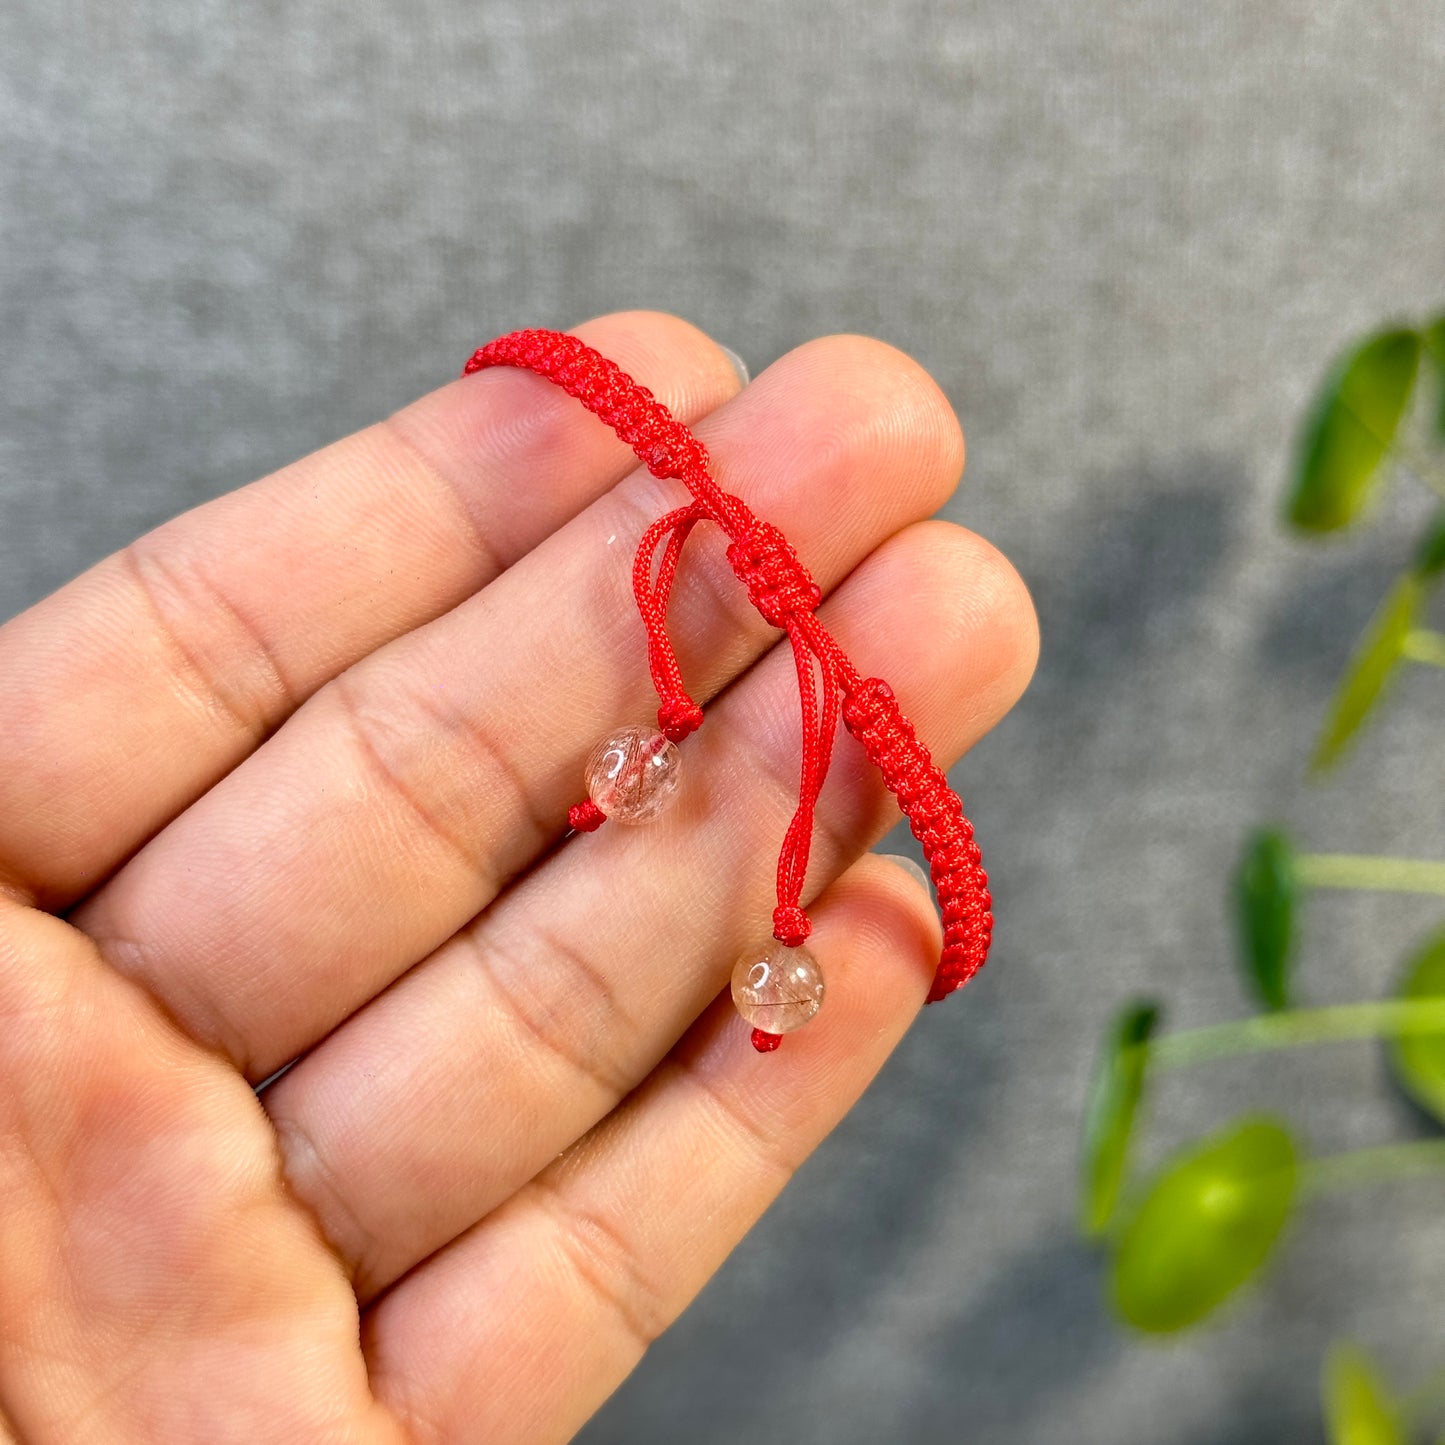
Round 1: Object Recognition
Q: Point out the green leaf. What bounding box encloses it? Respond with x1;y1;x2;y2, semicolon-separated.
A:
1388;926;1445;1125
1110;1116;1298;1333
1425;315;1445;440
1079;1000;1160;1237
1287;328;1422;532
1233;829;1298;1011
1312;574;1424;772
1322;1343;1404;1445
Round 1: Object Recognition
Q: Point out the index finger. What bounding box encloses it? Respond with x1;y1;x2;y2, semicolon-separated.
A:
0;312;741;909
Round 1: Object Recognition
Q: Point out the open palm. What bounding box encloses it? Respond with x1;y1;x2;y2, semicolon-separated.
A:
0;312;1036;1443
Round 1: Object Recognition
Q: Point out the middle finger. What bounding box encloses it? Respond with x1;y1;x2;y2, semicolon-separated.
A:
72;336;965;1080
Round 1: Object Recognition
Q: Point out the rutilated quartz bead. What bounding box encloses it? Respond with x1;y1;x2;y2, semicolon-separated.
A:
730;939;825;1034
583;726;682;825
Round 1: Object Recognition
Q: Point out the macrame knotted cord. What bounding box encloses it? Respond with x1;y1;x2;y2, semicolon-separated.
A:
463;329;992;1040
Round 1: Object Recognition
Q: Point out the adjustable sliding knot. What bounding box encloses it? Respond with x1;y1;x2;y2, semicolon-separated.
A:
657;695;704;742
725;522;822;629
772;903;812;947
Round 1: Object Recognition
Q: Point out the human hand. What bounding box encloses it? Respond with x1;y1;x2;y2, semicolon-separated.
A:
0;312;1037;1443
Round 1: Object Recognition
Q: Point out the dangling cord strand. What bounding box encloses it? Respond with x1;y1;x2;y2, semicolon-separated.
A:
567;500;706;832
771;618;842;948
742;618;844;1051
464;329;993;1027
633;501;709;742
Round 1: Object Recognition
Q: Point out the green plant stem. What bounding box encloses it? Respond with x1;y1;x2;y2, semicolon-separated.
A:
1403;629;1445;669
1150;999;1445;1071
1300;1140;1445;1199
1296;851;1445;895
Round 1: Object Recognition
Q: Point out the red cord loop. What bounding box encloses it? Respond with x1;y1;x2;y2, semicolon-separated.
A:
725;522;823;629
633;503;707;739
750;1028;784;1053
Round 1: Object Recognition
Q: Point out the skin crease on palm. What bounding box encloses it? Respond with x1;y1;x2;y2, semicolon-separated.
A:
0;311;1038;1445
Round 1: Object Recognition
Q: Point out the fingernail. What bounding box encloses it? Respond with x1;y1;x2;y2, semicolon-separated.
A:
878;852;933;896
719;344;749;388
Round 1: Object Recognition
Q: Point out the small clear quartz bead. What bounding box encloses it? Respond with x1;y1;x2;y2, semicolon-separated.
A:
730;940;825;1034
583;726;682;824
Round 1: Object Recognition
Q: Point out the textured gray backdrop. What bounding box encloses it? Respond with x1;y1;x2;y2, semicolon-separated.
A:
3;2;1444;1441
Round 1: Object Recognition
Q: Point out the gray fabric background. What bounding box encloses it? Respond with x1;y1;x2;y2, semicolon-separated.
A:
3;2;1444;1441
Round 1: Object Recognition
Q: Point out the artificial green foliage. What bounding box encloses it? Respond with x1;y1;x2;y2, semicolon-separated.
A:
1312;575;1423;772
1234;829;1298;1010
1287;328;1421;533
1389;927;1445;1126
1079;1001;1159;1237
1110;1117;1298;1333
1322;1344;1405;1445
1085;312;1445;1396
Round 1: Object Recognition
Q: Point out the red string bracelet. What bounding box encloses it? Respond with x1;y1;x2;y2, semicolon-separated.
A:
463;330;992;1052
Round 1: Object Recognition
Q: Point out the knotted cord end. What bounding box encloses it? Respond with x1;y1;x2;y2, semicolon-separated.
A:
772;903;812;947
568;799;607;832
657;696;704;742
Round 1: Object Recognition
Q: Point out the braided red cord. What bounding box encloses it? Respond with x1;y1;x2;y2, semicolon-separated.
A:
463;329;992;1027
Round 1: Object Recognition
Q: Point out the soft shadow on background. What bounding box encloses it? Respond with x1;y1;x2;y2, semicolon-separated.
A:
3;3;1444;1441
